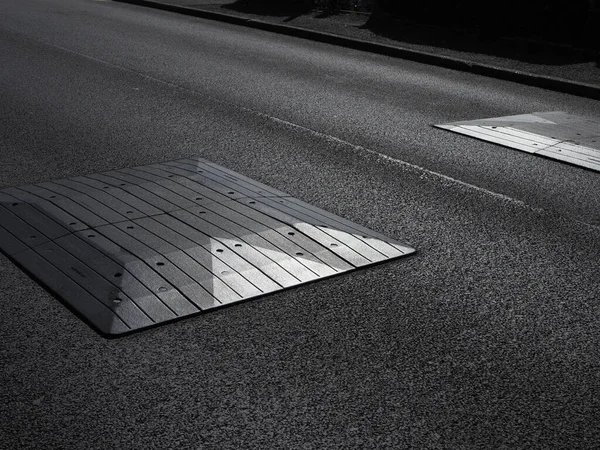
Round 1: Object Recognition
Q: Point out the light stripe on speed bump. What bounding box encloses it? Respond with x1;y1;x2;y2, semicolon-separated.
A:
0;157;415;337
436;111;600;172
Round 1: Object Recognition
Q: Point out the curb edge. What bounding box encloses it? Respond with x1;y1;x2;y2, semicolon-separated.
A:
113;0;600;100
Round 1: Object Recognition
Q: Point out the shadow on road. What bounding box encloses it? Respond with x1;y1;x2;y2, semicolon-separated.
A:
222;0;312;22
222;0;598;67
361;18;598;66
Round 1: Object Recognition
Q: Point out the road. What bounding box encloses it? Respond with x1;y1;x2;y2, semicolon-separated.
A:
1;0;599;448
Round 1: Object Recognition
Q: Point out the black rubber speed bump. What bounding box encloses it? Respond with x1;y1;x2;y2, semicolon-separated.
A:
0;157;415;336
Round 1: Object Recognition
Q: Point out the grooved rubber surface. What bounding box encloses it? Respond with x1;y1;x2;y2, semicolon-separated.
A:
436;111;600;172
0;157;415;336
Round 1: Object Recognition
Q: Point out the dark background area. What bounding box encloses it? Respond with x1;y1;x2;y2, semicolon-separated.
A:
225;0;599;49
220;0;600;72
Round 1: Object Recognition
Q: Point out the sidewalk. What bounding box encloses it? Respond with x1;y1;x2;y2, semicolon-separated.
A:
116;0;600;98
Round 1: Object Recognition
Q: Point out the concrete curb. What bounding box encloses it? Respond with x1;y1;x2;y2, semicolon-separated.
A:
114;0;600;100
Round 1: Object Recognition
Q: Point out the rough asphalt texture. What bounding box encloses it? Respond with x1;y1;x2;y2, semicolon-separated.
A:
125;0;600;88
1;0;600;449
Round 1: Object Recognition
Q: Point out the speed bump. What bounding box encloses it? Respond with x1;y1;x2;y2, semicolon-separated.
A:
0;157;415;336
436;111;600;172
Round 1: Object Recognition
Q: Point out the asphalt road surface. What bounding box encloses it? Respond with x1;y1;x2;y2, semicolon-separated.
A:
1;0;600;448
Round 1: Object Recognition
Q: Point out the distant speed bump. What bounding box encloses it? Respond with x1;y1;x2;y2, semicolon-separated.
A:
436;111;600;172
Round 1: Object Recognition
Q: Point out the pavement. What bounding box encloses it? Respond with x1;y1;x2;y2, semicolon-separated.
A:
1;0;600;449
115;0;600;97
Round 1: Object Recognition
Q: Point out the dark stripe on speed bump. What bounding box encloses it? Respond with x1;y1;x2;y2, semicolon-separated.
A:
0;157;416;337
